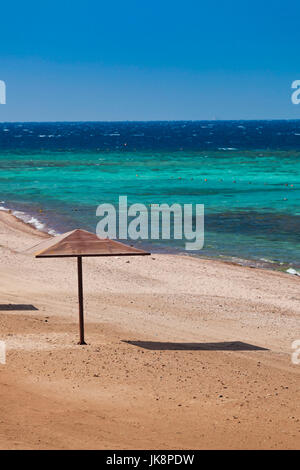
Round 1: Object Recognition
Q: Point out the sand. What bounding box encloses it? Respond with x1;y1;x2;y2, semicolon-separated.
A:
0;209;299;449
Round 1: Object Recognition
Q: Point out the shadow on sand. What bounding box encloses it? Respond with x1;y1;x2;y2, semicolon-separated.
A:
0;304;38;311
123;340;268;351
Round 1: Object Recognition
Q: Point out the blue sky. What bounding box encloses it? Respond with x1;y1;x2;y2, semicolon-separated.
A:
0;0;300;121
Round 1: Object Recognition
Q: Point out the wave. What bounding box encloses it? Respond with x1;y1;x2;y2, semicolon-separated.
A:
0;203;58;236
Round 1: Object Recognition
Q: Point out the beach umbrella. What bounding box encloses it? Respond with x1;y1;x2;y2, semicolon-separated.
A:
27;229;150;344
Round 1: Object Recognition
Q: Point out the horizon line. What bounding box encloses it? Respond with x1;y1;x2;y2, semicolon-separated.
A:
1;118;300;124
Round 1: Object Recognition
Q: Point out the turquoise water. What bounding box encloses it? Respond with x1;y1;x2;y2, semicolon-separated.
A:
0;147;299;269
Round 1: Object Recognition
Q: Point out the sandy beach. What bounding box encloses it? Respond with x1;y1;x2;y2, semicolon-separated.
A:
0;209;299;449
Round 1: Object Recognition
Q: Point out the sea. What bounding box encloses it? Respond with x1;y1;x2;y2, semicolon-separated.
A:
0;120;299;273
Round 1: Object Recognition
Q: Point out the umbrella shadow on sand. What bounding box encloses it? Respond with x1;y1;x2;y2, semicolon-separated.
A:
123;340;268;351
0;304;38;311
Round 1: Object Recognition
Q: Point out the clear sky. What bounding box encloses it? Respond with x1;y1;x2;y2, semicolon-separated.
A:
1;0;300;121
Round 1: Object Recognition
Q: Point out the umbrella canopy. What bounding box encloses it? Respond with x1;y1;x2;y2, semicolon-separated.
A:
28;229;150;344
27;228;149;258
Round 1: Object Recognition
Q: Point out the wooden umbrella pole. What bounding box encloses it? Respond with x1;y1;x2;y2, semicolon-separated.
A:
77;256;86;345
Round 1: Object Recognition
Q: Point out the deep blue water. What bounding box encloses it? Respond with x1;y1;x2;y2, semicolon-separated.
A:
1;120;300;151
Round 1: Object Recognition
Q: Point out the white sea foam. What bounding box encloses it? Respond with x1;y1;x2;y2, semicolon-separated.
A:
260;258;276;264
12;210;46;232
0;204;59;236
286;268;300;276
218;147;237;150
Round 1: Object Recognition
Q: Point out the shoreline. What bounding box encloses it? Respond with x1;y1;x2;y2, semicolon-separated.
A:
0;208;299;449
0;203;58;236
1;201;299;276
